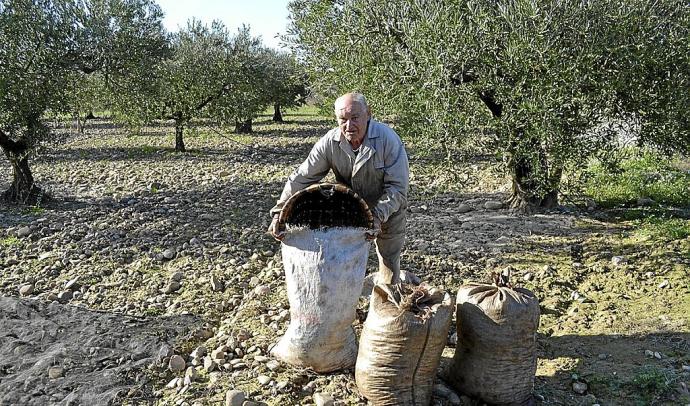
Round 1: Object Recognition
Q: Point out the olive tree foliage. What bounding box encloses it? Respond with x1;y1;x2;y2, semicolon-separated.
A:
0;0;168;204
207;27;273;134
0;0;77;203
264;50;308;122
287;0;689;210
66;0;169;131
123;23;273;151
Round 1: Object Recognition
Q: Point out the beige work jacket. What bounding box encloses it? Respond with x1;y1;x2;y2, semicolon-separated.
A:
270;119;409;224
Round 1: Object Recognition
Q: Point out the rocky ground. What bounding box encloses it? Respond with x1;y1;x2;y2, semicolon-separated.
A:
0;114;688;406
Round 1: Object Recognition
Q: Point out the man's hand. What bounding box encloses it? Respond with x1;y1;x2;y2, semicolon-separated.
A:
365;217;381;240
267;215;285;241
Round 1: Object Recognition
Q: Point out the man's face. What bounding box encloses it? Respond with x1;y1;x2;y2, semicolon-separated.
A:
336;99;370;146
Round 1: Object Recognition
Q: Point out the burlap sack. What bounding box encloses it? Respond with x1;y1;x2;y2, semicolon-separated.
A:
444;276;540;405
271;227;369;373
356;284;454;406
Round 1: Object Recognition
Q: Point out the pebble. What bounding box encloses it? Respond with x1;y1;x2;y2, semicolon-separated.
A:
48;366;64;379
164;281;181;294
190;346;207;359
257;375;271;386
457;203;473;213
254;285;270;296
265;360;281;371
211;346;227;361
16;226;31;238
203;356;217;372
658;280;669;289
313;393;335;406
159;344;173;359
162;248;176;260
184;366;198;382
572;381;587;394
611;256;627;266
57;290;73;304
64;277;80;291
484;200;503;210
523;272;534;282
166;377;181;388
19;284;34;296
169;355;186;372
225;390;245;406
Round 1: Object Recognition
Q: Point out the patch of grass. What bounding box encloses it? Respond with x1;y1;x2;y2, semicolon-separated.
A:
1;236;21;247
587;372;622;393
21;206;45;215
634;216;690;242
627;365;675;404
140;145;157;155
583;150;690;208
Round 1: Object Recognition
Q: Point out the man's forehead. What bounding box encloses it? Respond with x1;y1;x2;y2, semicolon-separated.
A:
336;101;366;116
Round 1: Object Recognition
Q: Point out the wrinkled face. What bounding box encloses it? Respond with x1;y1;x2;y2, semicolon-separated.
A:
335;98;370;147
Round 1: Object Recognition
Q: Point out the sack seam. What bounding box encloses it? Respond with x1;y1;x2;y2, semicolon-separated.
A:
410;318;432;406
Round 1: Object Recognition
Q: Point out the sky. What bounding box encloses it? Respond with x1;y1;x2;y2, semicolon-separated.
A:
155;0;293;50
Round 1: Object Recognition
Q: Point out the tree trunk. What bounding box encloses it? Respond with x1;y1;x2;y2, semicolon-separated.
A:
235;118;253;133
272;104;283;122
507;154;560;212
174;118;186;152
0;134;44;205
76;115;86;134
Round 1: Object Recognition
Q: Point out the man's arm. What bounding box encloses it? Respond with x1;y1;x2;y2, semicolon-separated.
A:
371;134;409;224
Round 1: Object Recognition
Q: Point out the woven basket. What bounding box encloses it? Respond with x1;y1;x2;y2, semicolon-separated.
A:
278;183;373;231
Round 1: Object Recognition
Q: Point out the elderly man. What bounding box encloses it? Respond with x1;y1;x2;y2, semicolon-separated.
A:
268;92;409;284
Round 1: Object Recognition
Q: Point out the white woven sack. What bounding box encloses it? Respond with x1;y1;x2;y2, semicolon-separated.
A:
271;227;369;372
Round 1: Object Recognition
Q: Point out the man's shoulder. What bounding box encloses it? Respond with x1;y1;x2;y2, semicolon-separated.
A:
322;127;340;142
370;120;403;144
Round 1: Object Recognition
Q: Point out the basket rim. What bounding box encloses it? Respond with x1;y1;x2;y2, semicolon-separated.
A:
277;183;373;231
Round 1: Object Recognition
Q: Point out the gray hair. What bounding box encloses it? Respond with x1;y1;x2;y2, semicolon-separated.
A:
334;92;368;112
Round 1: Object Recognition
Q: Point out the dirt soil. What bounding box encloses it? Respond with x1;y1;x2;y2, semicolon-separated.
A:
0;114;688;406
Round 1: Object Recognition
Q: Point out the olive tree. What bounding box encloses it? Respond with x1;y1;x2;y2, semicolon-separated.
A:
0;0;77;203
0;0;167;204
264;50;307;122
208;27;273;134
287;0;689;210
127;23;272;150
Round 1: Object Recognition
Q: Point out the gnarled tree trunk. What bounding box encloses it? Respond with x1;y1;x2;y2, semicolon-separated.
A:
0;131;44;204
272;104;283;122
235;118;253;134
507;149;560;212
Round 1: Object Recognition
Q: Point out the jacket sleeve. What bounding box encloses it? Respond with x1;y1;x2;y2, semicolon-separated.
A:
372;133;409;224
269;134;332;217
